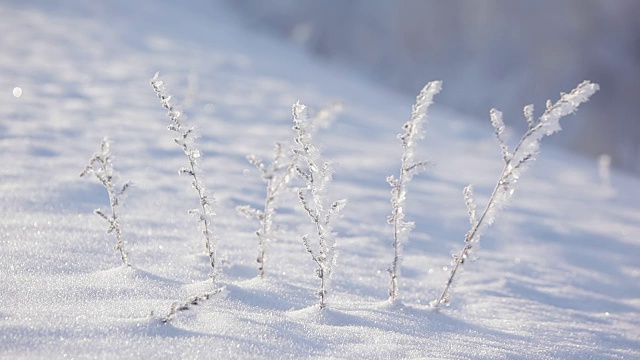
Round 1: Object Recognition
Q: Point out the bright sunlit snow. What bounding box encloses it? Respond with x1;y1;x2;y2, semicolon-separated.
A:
1;0;639;359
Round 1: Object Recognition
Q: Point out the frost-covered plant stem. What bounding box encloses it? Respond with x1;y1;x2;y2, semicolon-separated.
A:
387;81;442;301
160;287;225;323
293;101;346;309
238;102;342;279
80;138;131;267
150;72;218;284
432;80;599;308
237;144;296;278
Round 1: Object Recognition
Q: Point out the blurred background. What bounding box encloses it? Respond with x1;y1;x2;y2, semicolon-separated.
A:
228;0;640;174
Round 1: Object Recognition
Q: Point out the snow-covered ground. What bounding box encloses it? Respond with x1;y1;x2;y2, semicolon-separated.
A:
1;1;639;358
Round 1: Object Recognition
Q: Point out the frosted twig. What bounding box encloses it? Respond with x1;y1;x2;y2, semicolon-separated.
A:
237;144;296;278
80;138;131;267
150;72;218;284
159;287;225;323
292;101;347;309
431;80;599;308
238;102;342;278
387;80;442;301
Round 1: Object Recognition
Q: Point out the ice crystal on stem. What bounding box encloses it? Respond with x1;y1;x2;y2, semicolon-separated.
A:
150;72;218;284
237;144;296;278
292;101;346;309
432;80;599;308
80;138;131;267
238;102;342;278
387;80;442;302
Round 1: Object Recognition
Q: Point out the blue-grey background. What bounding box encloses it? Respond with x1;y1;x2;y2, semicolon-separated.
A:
230;0;640;174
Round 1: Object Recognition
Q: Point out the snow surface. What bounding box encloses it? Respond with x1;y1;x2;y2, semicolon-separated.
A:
1;0;640;358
